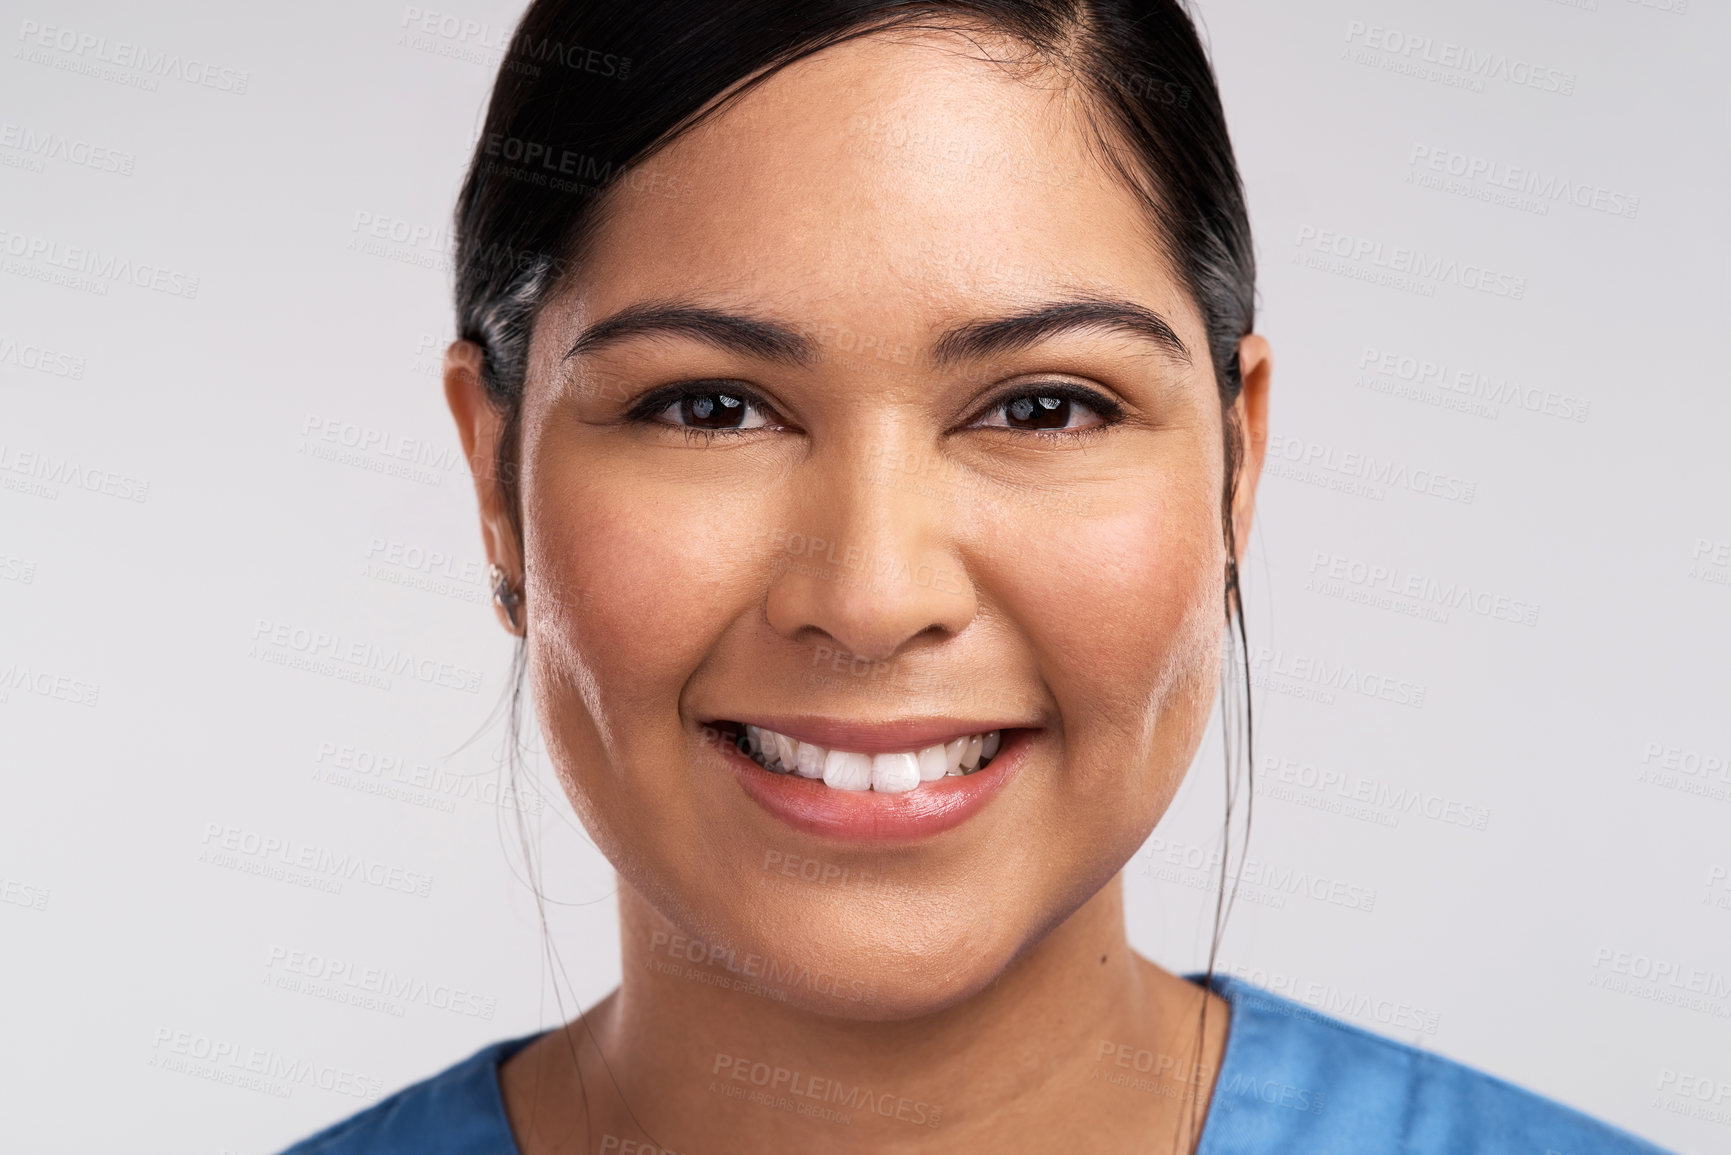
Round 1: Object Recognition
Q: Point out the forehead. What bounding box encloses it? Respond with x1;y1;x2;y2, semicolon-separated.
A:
558;29;1195;346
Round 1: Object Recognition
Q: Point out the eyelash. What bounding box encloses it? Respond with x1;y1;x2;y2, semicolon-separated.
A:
623;381;780;445
624;381;1124;442
972;382;1123;438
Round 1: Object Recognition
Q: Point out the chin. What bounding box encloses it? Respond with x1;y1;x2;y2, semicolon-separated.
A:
658;874;1033;1022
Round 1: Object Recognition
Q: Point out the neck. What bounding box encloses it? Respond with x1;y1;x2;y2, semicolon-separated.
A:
505;873;1227;1154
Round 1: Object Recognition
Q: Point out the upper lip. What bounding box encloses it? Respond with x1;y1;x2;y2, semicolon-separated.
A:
715;715;1026;755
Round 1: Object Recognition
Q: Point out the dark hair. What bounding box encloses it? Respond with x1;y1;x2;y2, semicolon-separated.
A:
455;1;1255;1146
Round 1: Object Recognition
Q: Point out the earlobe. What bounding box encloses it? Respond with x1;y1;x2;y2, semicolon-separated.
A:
488;562;525;634
444;340;524;632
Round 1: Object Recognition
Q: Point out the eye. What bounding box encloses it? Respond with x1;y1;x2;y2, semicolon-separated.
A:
972;384;1119;433
634;384;777;433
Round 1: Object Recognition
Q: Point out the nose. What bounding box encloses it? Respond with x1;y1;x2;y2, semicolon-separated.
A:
764;440;977;663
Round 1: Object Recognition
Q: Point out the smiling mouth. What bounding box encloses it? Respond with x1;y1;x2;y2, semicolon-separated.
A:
708;721;1004;794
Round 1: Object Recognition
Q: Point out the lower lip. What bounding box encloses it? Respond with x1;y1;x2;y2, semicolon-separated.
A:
722;733;1028;843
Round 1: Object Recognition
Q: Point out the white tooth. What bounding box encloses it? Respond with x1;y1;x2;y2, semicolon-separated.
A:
916;744;950;781
796;741;827;779
774;732;800;771
981;730;1000;760
944;736;968;776
744;725;762;756
960;733;984;771
871;752;921;793
823;749;873;791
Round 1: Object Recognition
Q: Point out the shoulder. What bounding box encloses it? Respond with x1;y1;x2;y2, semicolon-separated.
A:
1197;976;1673;1155
275;1034;543;1155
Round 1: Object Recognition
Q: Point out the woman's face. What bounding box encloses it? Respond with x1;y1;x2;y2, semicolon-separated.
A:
470;30;1266;1019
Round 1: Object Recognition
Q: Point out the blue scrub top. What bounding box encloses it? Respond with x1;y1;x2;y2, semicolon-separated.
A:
277;974;1672;1154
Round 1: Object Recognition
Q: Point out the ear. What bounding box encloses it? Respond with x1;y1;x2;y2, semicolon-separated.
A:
1229;333;1272;566
444;340;525;635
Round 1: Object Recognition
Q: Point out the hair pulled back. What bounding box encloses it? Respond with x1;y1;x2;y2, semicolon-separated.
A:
453;0;1256;550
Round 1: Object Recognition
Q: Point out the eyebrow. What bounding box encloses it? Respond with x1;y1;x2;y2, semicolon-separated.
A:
564;295;1190;367
565;302;815;365
930;297;1190;366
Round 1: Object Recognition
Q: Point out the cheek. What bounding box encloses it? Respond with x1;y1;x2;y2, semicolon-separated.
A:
991;473;1221;751
522;453;747;746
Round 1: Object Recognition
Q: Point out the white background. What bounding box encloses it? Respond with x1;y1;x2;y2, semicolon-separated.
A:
2;1;1727;1152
